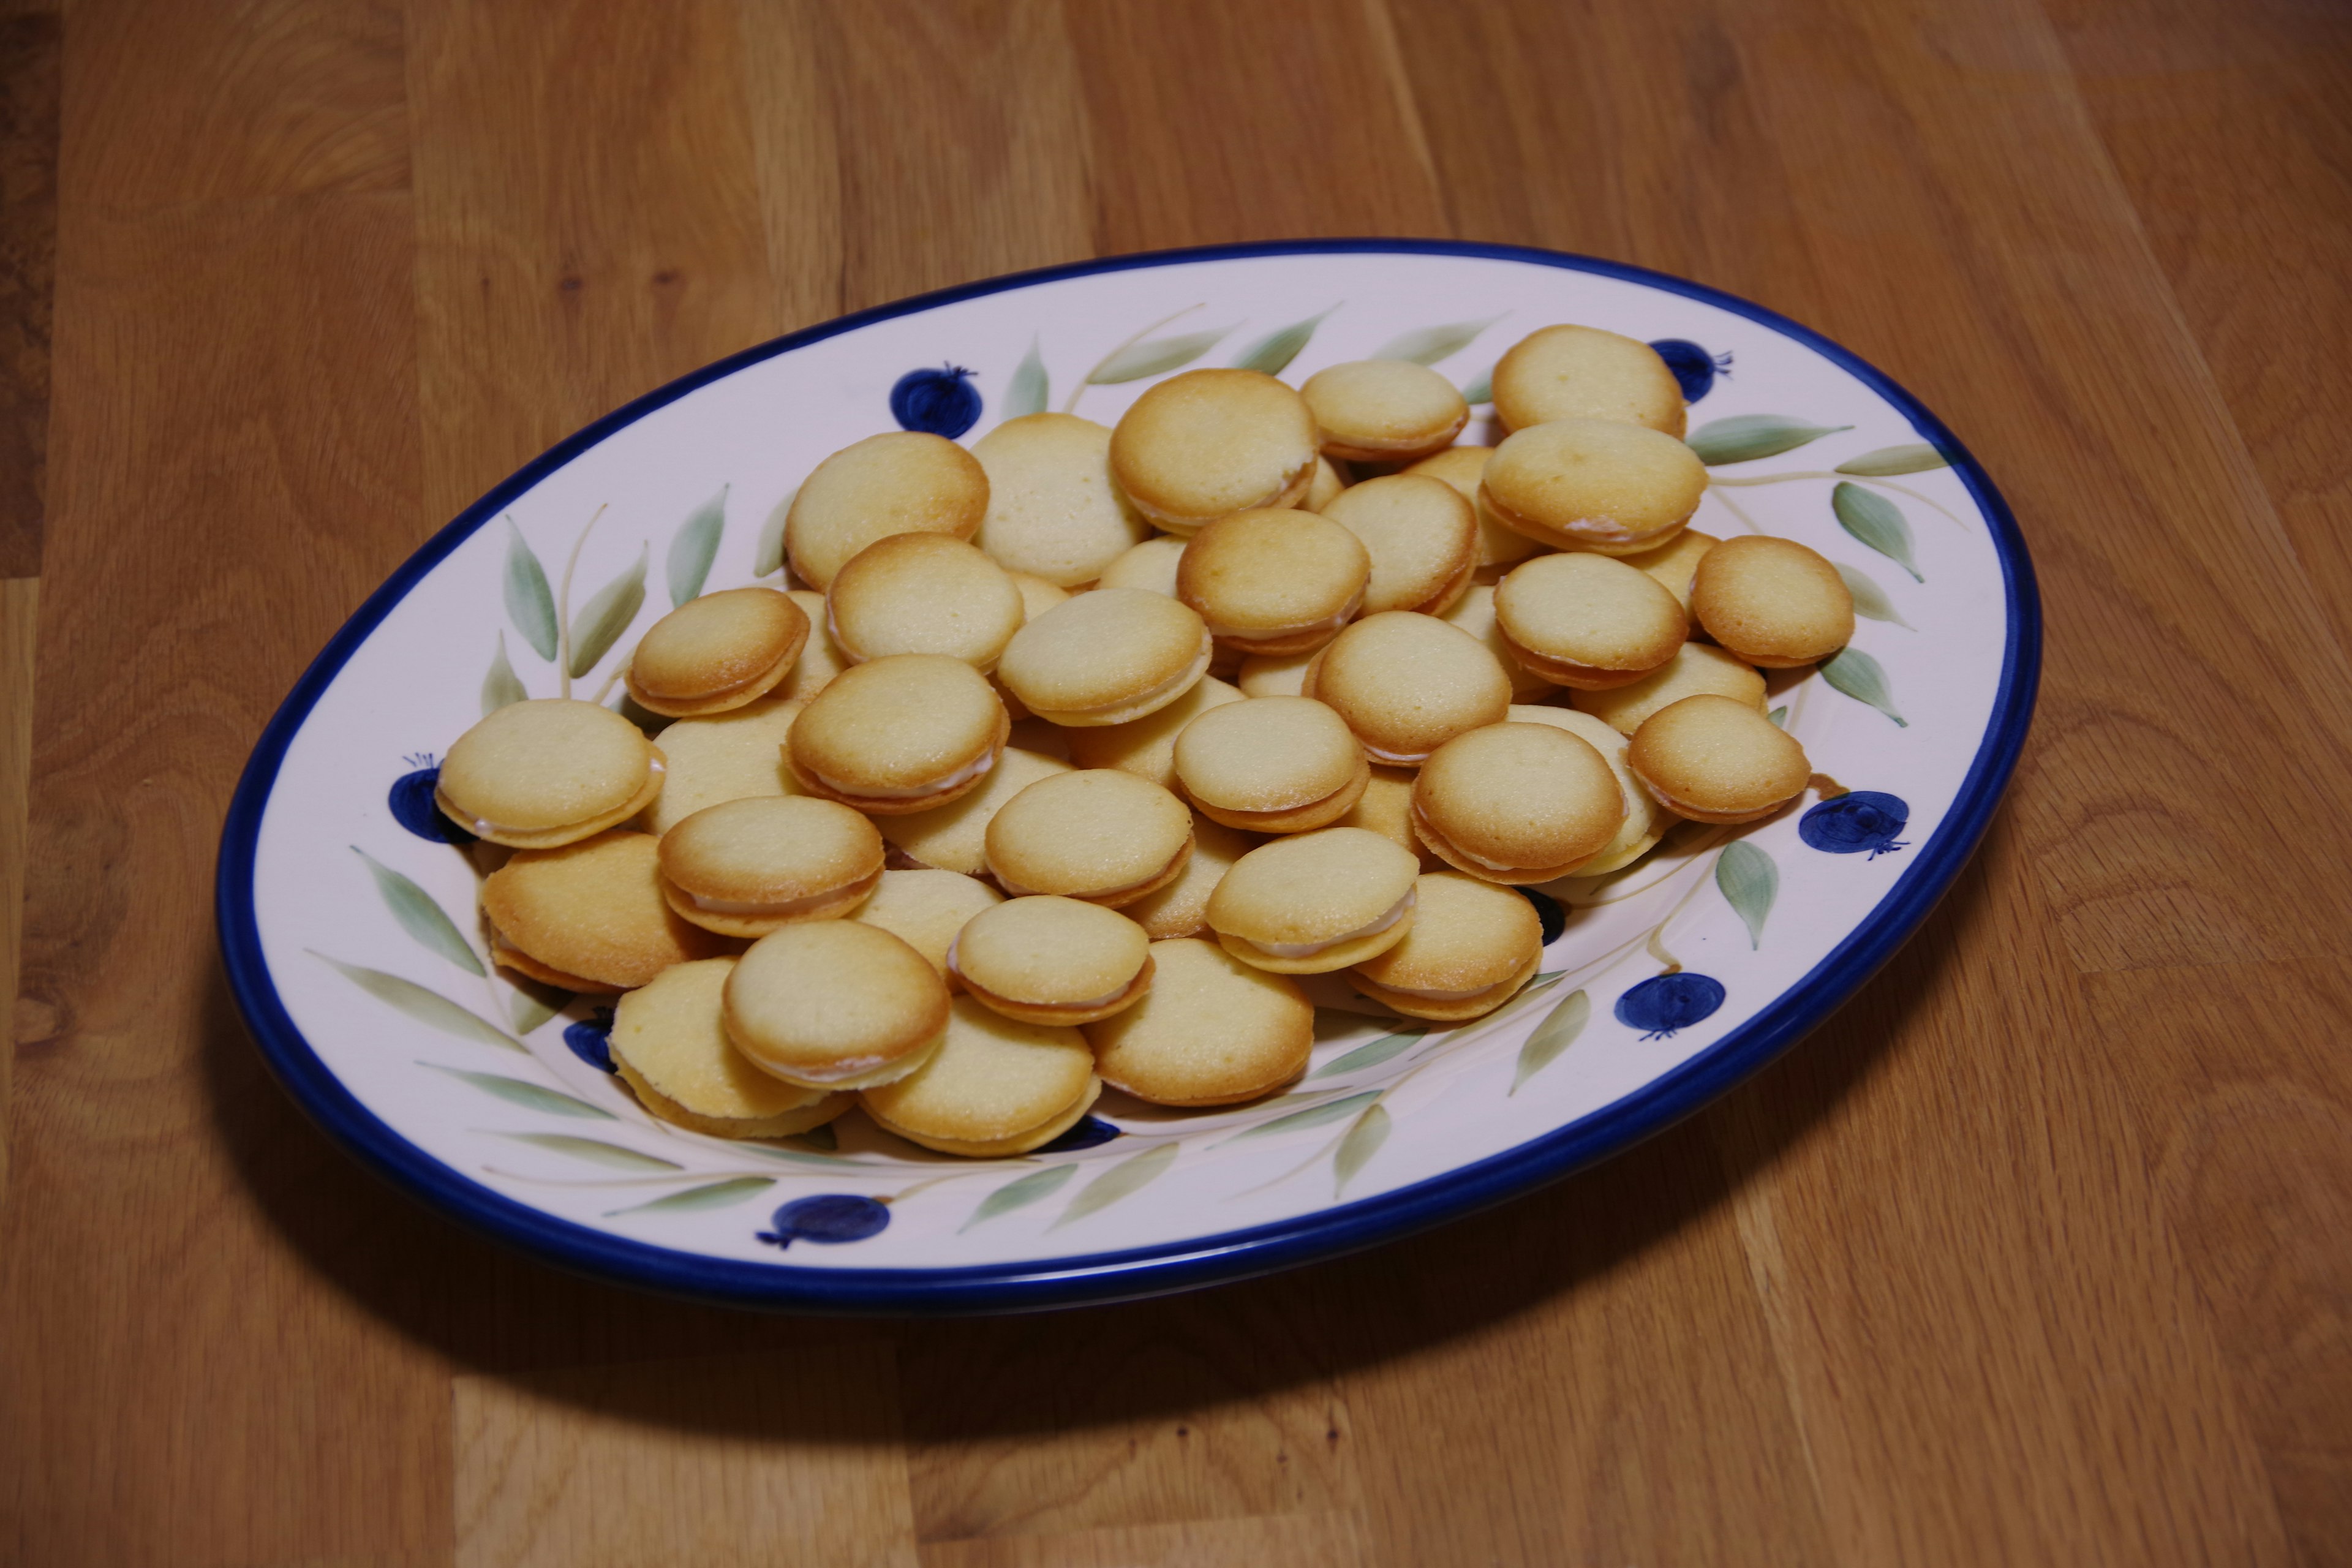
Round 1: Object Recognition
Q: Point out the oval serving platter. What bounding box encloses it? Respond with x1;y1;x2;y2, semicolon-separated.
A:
218;241;2038;1314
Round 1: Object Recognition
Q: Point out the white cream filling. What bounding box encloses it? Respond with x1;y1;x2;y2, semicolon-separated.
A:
1362;974;1513;1000
469;755;662;837
1361;739;1433;766
685;883;859;918
1414;802;1550;873
993;853;1175;902
946;937;1137;1011
1035;634;1212;718
815;747;995;801
1243;886;1415;959
1204;589;1363;645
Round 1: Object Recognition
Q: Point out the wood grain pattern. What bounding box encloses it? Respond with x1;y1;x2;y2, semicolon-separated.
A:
3;0;2348;1562
0;9;56;576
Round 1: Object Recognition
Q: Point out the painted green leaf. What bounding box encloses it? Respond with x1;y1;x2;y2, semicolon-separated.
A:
754;491;792;578
1836;560;1912;628
1223;1088;1385;1144
481;631;527;715
1831;481;1921;582
1766;705;1789;729
1232;306;1336;376
1054;1142;1178;1228
1836;442;1948;477
424;1064;615;1119
961;1163;1077;1232
666;486;728;608
506;978;571;1036
1716;840;1778;949
1309;1027;1427;1080
1820;646;1908;726
1089;326;1235;385
352;847;484;976
1510;989;1590;1095
1687;415;1853;466
502;517;559;660
1460;367;1493;405
1332;1102;1391;1196
313;953;523;1051
494;1133;682;1172
1373;316;1504;365
1004;336;1049;418
567;544;647;677
609;1175;774;1216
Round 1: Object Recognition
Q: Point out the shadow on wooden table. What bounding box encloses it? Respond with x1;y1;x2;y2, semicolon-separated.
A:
196;810;2001;1447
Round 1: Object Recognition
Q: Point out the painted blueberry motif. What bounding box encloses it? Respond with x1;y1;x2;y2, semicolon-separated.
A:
1515;886;1566;946
1800;791;1910;858
890;364;982;439
389;755;474;845
758;1194;891;1250
1037;1114;1123;1154
564;1008;617;1074
1649;339;1733;403
1615;973;1726;1040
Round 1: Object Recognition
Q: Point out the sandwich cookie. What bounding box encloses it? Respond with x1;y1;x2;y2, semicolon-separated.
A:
785;654;1009;815
1320;474;1478;617
1628;693;1810;824
723;919;949;1090
1505;704;1667;875
1108;368;1319;535
607;958;850;1139
1173;695;1370;834
948;895;1154;1027
1094;535;1187;597
481;829;727;992
1120;814;1259;940
1085;937;1313;1106
824;532;1025;670
1303;611;1512;766
623;587;809;718
1237;650;1316;698
777;590;851;701
1347;871;1547;1022
1305;454;1350;511
995;587;1211;727
783;431;989;590
1438;583;1556;702
1063;674;1245;791
1412;722;1626;884
858;996;1100;1157
1490;324;1687;436
1619;527;1718;608
1177;509;1371;657
851;868;1003;983
437;699;666;850
1689;534;1856;668
657;795;884;937
970;412;1153;586
1337;764;1445;870
640;696;802;836
984;768;1194;907
1406;445;1544;573
878;746;1069;875
1301;359;1471;464
1207;827;1421;974
1493;551;1688;690
1569;642;1767;736
1479;418;1708;556
1006;571;1069;622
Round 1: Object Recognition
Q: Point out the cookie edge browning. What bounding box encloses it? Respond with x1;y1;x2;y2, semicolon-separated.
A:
1346;947;1544;1023
435;744;668;851
955;950;1156;1028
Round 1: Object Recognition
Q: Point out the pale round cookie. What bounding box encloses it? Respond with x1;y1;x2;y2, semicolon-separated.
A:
1689;534;1856;668
878;747;1069;875
1479;418;1708;556
1303;611;1512;766
1320;474;1478;617
852;869;1003;984
859;997;1100;1156
1120;815;1259;940
1085;937;1313;1106
437;699;665;850
1412;722;1626;884
1108;368;1319;534
1301;359;1471;464
657;795;884;938
1006;571;1070;621
1237;650;1315;698
1493;551;1688;689
1619;527;1719;608
1569;642;1767;736
777;589;851;701
1347;872;1546;1022
723;919;949;1090
949;895;1153;1027
785;654;1009;815
784;431;989;589
1628;693;1811;824
1506;704;1667;875
971;412;1154;586
1490;325;1687;437
481;829;728;992
824;532;1025;671
623;587;809;718
1336;764;1444;870
608;959;850;1139
1304;454;1350;511
1063;675;1245;790
1437;583;1555;701
1207;826;1421;974
640;696;802;835
1173;696;1370;834
995;587;1211;726
984;768;1194;907
1406;445;1544;571
1095;535;1187;597
1177;509;1371;657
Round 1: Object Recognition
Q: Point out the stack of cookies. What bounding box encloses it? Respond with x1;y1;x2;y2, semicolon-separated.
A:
433;323;1854;1158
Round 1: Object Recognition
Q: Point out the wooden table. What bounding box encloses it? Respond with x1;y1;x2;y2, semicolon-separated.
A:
4;1;2347;1562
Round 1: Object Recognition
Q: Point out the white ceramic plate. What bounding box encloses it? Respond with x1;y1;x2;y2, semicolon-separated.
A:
219;241;2038;1313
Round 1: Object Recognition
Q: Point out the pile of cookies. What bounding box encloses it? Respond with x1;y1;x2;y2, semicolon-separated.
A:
432;322;1853;1158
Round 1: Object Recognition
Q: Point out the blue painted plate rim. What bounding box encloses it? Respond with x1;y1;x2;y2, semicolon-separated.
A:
215;238;2041;1315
